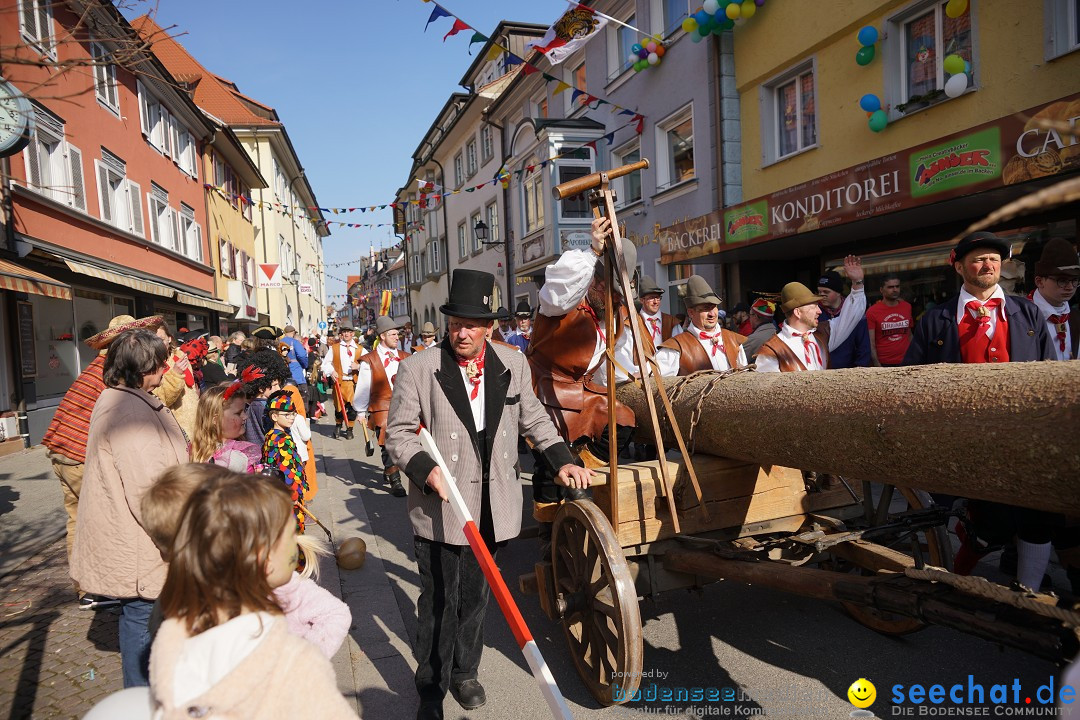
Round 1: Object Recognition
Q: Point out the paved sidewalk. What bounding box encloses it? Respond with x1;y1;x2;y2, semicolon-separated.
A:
0;424;409;719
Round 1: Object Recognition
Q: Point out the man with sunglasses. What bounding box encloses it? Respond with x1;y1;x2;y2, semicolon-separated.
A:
1030;237;1079;361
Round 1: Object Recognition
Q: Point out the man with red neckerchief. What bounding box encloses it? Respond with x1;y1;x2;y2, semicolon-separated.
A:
637;276;683;345
323;323;362;439
905;231;1055;591
655;274;747;375
1029;237;1079;361
353;314;408;497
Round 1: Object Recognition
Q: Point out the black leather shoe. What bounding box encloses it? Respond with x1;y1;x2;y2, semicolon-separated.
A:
331;425;340;440
416;701;443;720
450;679;486;710
344;426;354;440
388;474;407;498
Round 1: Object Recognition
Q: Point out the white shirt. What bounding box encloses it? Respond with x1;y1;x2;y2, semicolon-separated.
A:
1031;288;1073;361
457;357;485;431
956;285;1006;339
755;288;866;373
323;340;361;379
639;309;684;344
352;346;402;415
655;323;748;376
538;249;641;384
399;334;414;355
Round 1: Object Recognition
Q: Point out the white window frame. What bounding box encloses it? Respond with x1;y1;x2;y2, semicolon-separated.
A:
23;106;86;212
429;239;441;274
178;204;202;262
19;0;55;58
651;0;691;39
485;201;500;252
521;155;545;235
469;211;482;253
555;146;595;222
886;0;978;116
654;103;695;190
612;137;643;206
453;153;464;188
533;92;549;120
457;221;467;261
176;129;196;178
480;124;495;164
219;237;232;277
95;149;143;236
465;139;478;178
606;8;638;81
147;183;177;251
1045;0;1080;59
760;59;818;166
91;42;119;115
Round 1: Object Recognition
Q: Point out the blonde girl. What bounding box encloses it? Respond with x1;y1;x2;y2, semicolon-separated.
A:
189;381;262;473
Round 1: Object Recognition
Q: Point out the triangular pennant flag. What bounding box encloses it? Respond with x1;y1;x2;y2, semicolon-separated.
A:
542;73;557;83
443;18;470;42
618;108;635;116
484;43;504;62
603;131;615;145
522;63;540;76
424;5;452;32
634;113;644;134
467;31;488;55
553;81;571;96
594;98;607;108
570;89;584;104
503;53;523;69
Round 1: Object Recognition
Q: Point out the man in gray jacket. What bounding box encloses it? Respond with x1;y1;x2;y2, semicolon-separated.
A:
386;269;591;720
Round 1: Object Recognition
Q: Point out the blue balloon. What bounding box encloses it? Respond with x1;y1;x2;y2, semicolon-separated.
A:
859;94;881;112
857;25;879;46
631;43;643;54
694;9;711;25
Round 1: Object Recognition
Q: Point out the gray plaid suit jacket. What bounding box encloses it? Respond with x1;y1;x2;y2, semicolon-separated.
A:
386;339;574;545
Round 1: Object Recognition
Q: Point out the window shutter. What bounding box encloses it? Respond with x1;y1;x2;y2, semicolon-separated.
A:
67;144;85;211
193;224;203;262
25;137;40;188
127;180;143;236
96;161;112;222
147;193;158;244
19;0;33;36
36;0;51;49
138;83;150;136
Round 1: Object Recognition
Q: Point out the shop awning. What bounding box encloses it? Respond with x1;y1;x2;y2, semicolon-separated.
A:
0;258;71;300
175;290;234;314
63;258;174;297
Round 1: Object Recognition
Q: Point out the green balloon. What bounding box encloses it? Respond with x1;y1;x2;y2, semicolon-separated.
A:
868;110;888;133
943;54;965;75
856;45;875;66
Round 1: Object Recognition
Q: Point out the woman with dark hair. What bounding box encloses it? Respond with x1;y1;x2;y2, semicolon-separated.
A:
70;329;188;688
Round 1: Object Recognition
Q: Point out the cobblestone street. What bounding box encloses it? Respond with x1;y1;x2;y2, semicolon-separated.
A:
0;540;122;719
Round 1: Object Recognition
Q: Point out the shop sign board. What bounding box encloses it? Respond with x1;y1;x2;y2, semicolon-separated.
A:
299;283;312;295
257;263;281;289
660;93;1080;264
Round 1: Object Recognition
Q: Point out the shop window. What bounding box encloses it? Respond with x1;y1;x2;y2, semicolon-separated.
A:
24;106;86;211
761;61;817;164
522;155;545;234
19;0;54;57
612;139;642;205
889;0;974;114
1046;0;1080;59
27;294;78;398
96;148;143;236
656;104;695;189
91;42;119;114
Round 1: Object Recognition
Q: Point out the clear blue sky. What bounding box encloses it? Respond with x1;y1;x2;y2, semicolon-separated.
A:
122;0;569;302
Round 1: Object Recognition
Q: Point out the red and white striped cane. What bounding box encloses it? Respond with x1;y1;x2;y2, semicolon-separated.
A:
418;428;573;720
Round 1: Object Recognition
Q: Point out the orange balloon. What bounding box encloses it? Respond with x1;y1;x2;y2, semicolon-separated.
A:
656;45;666;57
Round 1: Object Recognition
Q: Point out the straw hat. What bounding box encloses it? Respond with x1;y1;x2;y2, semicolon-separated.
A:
84;315;164;351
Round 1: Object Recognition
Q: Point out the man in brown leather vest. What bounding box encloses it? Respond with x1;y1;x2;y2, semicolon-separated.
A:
638;276;682;346
527;215;638;552
353;315;409;496
413;322;438;353
655;275;747;375
755;256;865;372
323;324;362;439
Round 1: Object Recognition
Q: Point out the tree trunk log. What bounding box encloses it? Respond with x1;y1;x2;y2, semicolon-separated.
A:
617;363;1080;514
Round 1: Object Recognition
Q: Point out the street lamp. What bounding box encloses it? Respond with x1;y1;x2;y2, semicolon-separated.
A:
289;267;301;331
474;219;488;244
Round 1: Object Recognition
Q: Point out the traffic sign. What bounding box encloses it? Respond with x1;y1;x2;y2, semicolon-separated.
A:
319;321;327;330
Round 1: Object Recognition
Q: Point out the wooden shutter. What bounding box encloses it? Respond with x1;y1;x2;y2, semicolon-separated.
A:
127;180;143;236
97;161;112;222
67;144;85;211
25;137;40;188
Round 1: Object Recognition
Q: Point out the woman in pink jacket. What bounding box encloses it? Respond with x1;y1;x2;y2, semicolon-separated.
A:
70;330;187;687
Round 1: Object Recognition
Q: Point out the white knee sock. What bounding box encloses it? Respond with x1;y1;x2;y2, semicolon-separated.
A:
1016;540;1052;590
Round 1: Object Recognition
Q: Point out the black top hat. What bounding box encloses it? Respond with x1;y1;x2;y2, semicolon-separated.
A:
514;299;533;317
252;325;282;340
440;270;500;320
950;232;1011;263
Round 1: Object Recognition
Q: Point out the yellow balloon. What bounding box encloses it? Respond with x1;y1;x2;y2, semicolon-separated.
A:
726;3;741;20
741;0;756;18
945;0;968;18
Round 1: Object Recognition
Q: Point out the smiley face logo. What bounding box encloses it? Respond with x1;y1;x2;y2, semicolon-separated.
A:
848;678;876;708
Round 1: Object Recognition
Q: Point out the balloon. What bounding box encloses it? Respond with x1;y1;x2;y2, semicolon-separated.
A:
646;41;658;53
628;54;639;66
713;22;727;34
691;31;703;43
336;537;367;570
656;45;666;57
755;0;766;5
726;3;740;19
682;17;698;32
943;54;965;75
741;1;756;18
963;60;971;73
944;72;968;98
945;0;968;18
631;43;643;55
857;26;879;47
648;52;660;65
856;45;875;66
699;24;712;37
638;47;650;58
868;110;888;133
694;9;711;25
703;0;720;14
722;18;735;30
859;94;881;112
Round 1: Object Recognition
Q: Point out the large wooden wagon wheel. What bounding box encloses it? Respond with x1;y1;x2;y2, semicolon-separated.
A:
838;483;952;635
551;499;642;706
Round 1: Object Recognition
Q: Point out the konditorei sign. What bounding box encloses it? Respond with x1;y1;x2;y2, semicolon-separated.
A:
660;93;1080;264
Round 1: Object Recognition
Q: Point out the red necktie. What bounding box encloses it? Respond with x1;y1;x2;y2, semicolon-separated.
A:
457;344;486;400
699;331;723;357
1047;313;1070;353
791;331;822;367
959;298;1005;363
648;318;660;341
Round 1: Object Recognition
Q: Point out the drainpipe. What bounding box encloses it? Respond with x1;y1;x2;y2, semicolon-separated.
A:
287;171;305;332
252;128;271;324
431;157;451;305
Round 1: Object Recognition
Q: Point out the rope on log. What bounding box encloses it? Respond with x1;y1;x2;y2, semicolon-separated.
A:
905;566;1080;626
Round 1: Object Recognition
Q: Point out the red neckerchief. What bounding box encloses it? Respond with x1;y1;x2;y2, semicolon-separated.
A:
456;344;486;400
582;303;605;343
790;330;822;367
959;298;1008;363
1030;290;1070;353
647;317;660;340
698;329;724;356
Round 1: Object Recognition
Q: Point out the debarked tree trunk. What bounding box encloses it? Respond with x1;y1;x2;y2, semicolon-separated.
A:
616;363;1080;514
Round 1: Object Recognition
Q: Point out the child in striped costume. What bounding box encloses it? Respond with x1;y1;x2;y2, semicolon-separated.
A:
262;391;308;533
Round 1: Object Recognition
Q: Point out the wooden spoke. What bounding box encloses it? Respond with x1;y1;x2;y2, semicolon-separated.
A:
551;500;643;706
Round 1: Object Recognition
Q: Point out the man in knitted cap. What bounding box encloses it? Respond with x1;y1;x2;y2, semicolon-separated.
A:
756;256;866;372
654;275;747;375
1029;237;1079;361
741;296;779;361
816;269;871;368
43;314;163;608
353;315;408;497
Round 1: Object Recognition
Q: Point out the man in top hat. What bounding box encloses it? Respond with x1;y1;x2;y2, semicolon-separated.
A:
43;314;164;607
655;275;748;376
528;215;640;548
755;256;866;372
505;299;533;352
322;323;363;439
413;322;438;352
741;297;779;360
353;315;409;497
817;270;871;368
491;307;515;343
386;269;589;720
637;276;683;346
905;231;1055;591
1030;237;1079;361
